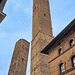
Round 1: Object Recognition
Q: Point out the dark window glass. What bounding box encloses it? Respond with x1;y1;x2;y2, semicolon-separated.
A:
70;39;74;46
59;48;62;55
60;63;65;73
71;55;75;67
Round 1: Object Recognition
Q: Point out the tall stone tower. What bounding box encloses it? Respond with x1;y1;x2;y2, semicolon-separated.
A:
0;0;7;23
31;0;53;75
8;39;30;75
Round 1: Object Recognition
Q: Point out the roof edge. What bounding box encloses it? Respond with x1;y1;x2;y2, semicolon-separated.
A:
41;18;75;54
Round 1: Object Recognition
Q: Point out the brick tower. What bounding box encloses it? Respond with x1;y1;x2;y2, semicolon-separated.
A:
31;0;53;75
8;39;30;75
0;0;7;23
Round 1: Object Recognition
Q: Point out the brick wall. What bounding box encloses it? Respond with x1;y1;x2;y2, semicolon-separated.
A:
48;29;75;75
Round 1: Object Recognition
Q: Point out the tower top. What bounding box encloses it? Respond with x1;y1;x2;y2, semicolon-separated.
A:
32;0;53;40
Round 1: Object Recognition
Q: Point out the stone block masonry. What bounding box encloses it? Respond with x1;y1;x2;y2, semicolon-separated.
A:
8;39;30;75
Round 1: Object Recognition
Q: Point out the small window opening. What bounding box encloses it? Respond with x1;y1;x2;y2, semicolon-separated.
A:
44;14;46;16
0;0;2;3
22;58;24;62
60;63;65;73
71;55;75;67
70;39;74;46
59;48;62;55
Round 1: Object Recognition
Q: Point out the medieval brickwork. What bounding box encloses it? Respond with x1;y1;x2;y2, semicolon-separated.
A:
48;22;75;75
32;0;53;39
8;39;30;75
0;0;7;23
31;0;53;75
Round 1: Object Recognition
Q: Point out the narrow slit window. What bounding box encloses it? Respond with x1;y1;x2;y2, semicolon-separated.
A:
22;58;24;62
59;48;62;55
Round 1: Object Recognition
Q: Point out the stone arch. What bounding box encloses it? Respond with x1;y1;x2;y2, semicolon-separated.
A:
58;60;66;74
69;38;74;46
58;47;63;55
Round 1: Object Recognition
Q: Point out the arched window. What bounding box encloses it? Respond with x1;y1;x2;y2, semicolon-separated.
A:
0;0;2;3
59;48;62;55
71;55;75;67
70;39;74;46
60;63;65;73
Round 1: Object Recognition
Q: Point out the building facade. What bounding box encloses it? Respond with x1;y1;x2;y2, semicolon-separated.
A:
41;19;75;75
0;0;7;23
8;39;30;75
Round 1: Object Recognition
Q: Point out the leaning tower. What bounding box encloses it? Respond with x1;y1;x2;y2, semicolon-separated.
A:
8;39;30;75
31;0;53;75
0;0;7;23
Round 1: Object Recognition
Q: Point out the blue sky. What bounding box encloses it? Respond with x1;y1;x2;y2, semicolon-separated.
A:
0;0;75;75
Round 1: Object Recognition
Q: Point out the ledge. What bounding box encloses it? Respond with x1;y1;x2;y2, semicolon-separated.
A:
58;67;75;75
49;44;75;63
